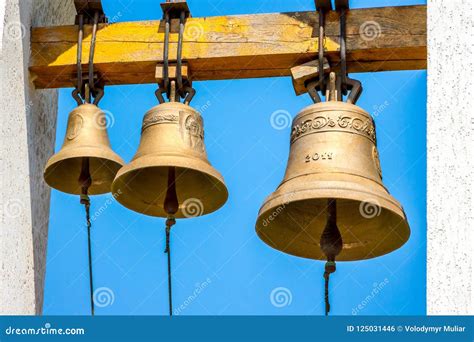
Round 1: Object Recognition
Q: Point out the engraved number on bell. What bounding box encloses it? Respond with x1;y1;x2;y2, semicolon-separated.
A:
305;152;333;163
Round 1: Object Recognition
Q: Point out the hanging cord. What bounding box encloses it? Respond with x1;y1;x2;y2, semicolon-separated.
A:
164;217;176;316
163;167;179;316
78;157;95;316
319;199;343;316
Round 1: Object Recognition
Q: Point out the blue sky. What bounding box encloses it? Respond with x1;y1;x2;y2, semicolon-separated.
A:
44;0;427;315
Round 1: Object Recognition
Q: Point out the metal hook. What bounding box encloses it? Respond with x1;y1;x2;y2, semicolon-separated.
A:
306;79;325;103
183;86;196;105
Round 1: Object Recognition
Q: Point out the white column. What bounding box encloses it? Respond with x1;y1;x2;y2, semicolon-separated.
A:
427;0;473;314
0;0;75;314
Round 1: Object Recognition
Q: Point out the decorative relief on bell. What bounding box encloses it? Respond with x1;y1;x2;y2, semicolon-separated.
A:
141;111;179;131
290;112;376;144
181;112;205;152
66;114;83;140
337;115;376;142
291;116;336;143
372;146;382;179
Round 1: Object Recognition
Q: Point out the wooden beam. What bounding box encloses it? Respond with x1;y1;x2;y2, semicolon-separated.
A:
30;5;426;89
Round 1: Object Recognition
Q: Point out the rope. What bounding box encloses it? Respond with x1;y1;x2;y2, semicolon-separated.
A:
319;199;342;316
164;217;176;316
323;260;336;316
79;157;94;316
80;191;94;316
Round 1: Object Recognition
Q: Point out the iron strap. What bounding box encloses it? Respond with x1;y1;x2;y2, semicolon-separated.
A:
72;9;105;106
336;1;363;104
157;0;195;104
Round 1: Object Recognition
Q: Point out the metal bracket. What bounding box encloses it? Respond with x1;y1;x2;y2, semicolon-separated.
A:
315;0;332;11
160;0;191;19
158;0;195;104
71;72;104;105
335;0;349;10
74;0;107;24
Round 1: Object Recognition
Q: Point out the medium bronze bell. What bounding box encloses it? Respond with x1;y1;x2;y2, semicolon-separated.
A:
256;100;410;261
44;103;124;194
112;101;228;217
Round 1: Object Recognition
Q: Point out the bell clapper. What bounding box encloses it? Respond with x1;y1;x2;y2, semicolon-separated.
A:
163;167;179;316
319;199;343;316
78;157;95;316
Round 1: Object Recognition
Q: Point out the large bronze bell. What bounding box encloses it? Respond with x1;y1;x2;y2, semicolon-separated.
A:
112;101;228;217
256;100;410;261
44;103;124;194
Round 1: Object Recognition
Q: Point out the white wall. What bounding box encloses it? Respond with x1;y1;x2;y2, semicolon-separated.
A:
0;0;75;314
427;0;473;314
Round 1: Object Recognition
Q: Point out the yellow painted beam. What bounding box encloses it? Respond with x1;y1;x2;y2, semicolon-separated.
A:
30;5;426;89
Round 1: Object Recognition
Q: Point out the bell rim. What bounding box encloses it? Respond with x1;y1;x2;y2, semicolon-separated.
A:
44;146;124;195
255;203;411;262
112;155;228;218
255;210;410;262
255;188;410;261
45;144;124;166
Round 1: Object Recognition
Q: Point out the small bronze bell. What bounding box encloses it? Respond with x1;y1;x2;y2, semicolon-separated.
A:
255;100;410;261
112;101;228;217
44;103;124;194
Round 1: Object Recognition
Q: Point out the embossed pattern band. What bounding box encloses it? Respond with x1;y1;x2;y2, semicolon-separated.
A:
291;114;376;144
